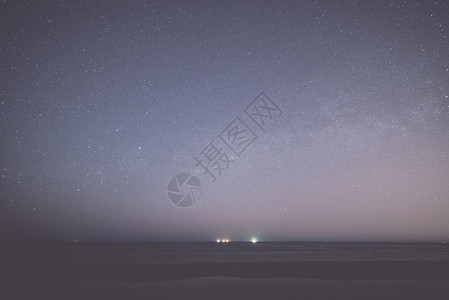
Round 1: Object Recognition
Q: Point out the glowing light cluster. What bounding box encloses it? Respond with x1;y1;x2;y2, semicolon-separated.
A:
216;239;230;243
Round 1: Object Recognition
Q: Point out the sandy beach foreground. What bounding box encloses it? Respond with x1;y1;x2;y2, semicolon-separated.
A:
6;277;449;300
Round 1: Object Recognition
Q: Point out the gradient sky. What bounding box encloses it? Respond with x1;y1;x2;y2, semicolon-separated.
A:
1;0;448;242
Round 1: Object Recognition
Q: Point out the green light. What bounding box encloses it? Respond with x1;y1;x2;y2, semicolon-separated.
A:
251;238;257;243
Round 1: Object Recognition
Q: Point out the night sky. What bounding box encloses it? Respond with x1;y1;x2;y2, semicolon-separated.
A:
1;0;448;242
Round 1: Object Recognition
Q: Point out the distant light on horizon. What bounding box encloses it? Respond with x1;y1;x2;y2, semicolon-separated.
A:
251;238;258;244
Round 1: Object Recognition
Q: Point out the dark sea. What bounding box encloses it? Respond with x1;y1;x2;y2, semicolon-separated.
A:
1;242;449;300
2;241;448;265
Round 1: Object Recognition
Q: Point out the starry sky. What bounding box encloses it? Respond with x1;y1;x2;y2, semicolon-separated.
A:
1;0;448;242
